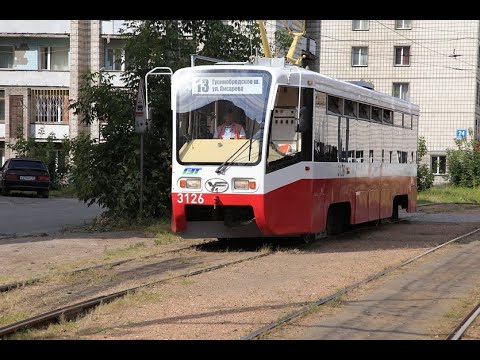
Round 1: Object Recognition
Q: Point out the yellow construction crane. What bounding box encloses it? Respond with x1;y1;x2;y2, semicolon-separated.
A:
257;20;306;65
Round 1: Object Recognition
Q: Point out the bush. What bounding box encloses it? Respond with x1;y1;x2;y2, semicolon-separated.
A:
69;73;171;219
445;128;480;187
417;136;434;191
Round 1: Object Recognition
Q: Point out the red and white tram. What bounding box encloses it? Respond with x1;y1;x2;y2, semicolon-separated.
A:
170;58;419;239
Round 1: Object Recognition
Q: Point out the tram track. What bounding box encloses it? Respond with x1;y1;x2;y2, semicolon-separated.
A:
0;213;418;339
241;226;480;340
0;239;215;293
0;211;415;295
447;302;480;340
2;203;476;339
0;251;272;338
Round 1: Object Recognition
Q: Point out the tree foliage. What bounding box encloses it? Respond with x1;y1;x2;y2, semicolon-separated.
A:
273;28;293;57
69;20;261;219
417;136;434;191
445;128;480;187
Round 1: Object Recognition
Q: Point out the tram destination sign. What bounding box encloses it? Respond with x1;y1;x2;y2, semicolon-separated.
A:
192;76;263;95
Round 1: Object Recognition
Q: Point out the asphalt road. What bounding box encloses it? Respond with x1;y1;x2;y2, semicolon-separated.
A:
0;195;104;237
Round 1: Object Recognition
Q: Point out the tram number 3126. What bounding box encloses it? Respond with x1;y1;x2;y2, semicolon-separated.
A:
176;193;205;204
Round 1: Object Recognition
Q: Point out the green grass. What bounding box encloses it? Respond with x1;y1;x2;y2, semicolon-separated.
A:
0;311;33;327
102;242;147;261
418;185;480;204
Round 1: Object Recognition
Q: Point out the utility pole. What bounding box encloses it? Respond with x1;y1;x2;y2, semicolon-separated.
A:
135;79;147;218
142;67;173;218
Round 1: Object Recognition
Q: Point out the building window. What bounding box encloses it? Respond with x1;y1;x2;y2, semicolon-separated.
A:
393;83;410;101
395;20;411;30
0;90;5;123
477;82;480;106
105;48;126;71
352;20;369;31
352;47;368;67
30;89;69;123
39;47;69;71
394;46;410;66
478;46;480;68
431;155;446;175
0;46;14;69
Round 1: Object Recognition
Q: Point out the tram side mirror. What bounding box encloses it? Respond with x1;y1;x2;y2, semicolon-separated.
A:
296;106;311;133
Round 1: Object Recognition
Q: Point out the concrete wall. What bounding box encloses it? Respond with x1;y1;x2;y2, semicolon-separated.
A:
319;20;480;157
30;123;69;140
0;21;70;34
0;71;69;87
69;20;92;138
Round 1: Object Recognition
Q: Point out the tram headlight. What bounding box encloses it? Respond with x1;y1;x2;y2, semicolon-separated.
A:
233;179;256;190
179;177;202;189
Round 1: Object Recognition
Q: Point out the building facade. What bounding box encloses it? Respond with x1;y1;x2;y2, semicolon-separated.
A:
3;20;479;184
308;20;480;183
0;20;128;165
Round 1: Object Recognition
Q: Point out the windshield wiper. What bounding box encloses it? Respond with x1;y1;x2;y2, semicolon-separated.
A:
215;140;253;175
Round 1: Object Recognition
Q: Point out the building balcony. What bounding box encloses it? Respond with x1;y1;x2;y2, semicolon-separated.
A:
104;71;127;87
101;20;128;36
0;70;69;87
0;21;70;36
30;123;69;141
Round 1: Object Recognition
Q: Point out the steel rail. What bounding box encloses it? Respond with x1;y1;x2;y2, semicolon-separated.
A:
241;226;480;340
447;302;480;340
0;252;271;338
0;240;213;293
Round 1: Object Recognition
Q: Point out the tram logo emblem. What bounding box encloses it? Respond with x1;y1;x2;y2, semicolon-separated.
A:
205;178;229;193
183;168;201;175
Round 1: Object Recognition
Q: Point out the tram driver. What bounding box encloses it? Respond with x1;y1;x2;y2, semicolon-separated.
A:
213;107;246;139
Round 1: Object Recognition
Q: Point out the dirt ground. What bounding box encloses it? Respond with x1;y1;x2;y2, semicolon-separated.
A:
2;204;480;340
464;314;480;340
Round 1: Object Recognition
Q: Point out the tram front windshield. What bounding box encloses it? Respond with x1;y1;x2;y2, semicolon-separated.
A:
175;69;272;165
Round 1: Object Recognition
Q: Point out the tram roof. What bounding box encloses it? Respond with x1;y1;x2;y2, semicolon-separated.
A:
173;60;420;115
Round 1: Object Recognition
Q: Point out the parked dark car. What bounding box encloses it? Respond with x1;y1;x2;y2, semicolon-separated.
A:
0;158;50;198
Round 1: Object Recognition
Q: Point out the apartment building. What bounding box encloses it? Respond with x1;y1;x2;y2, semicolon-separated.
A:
0;20;128;165
311;20;480;183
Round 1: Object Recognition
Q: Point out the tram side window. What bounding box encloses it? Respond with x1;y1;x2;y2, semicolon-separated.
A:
314;91;335;162
372;107;382;122
358;103;370;120
397;151;408;163
327;96;343;115
394;111;403;127
344;100;357;118
383;109;392;124
405;114;412;129
267;86;313;173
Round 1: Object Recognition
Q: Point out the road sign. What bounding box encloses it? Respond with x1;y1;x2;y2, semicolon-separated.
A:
135;79;147;133
456;129;467;140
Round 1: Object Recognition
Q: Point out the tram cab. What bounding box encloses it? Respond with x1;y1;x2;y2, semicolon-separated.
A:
171;58;418;239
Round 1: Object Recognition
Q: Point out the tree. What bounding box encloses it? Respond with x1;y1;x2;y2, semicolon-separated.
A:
274;28;293;58
445;128;480;187
417;136;434;191
69;20;261;219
